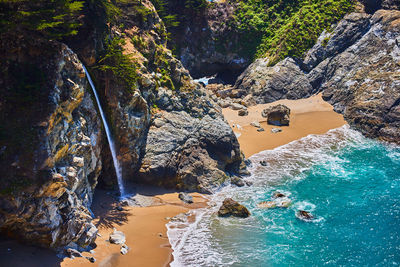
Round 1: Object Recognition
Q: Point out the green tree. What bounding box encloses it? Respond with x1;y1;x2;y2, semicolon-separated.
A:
0;0;84;38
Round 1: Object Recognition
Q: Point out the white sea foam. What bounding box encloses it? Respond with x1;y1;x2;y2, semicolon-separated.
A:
166;125;377;266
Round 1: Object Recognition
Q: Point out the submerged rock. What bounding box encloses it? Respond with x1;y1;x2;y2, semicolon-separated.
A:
257;201;277;209
257;192;292;209
272;191;287;198
296;210;315;221
218;198;250;218
178;192;194;204
262;104;291;126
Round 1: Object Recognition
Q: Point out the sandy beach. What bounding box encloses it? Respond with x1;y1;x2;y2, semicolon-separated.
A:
223;94;346;157
0;187;208;267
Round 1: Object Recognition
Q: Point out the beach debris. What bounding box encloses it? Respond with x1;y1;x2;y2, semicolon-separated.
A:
218;198;250;218
86;256;96;263
271;128;282;133
262;104;291;126
158;232;163;237
120;244;129;255
250;121;261;128
257;128;265;132
66;248;82;258
231;176;245;187
296;210;315;221
238;109;249;116
109;228;126;245
116;205;124;211
260;160;267;166
178;192;193;204
97;233;102;237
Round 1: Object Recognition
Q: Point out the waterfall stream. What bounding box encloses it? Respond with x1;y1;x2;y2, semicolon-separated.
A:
82;65;126;198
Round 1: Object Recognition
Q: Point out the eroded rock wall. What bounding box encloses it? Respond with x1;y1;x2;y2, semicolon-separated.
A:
0;38;102;248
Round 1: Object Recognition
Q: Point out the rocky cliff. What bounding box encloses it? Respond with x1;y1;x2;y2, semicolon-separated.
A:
233;6;400;144
0;0;244;249
0;37;102;248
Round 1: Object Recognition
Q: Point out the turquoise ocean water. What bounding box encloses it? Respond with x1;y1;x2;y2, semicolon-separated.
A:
168;125;400;266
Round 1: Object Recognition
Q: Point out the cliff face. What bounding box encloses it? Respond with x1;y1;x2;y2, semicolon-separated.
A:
0;0;244;249
0;38;102;248
77;0;244;192
233;6;400;144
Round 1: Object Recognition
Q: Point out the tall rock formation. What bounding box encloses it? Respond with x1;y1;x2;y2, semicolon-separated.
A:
0;38;102;248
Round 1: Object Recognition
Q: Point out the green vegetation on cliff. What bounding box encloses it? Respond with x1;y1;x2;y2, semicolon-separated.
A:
234;0;355;64
0;0;84;38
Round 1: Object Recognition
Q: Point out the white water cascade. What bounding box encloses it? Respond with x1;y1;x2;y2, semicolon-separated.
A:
82;65;126;198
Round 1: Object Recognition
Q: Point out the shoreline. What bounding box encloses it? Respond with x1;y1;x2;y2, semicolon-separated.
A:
222;94;347;157
0;94;346;267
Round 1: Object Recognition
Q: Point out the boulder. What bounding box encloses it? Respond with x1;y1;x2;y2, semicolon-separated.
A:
217;198;250;218
262;104;291;126
238;109;249;116
109;228;126;245
231;176;245;187
178;192;194;204
257;128;265;132
250;121;261;128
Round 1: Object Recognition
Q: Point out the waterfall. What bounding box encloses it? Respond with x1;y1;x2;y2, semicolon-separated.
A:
82;65;126;198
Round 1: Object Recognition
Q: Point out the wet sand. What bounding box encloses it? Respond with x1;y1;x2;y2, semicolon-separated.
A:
223;94;347;157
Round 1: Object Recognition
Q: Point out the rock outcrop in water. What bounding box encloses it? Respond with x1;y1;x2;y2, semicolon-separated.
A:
232;7;400;144
218;198;250;218
0;39;102;248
